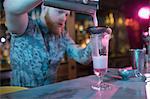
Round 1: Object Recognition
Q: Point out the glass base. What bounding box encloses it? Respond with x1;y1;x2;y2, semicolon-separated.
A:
91;82;111;91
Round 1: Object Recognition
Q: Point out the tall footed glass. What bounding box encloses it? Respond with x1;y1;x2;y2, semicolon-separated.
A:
129;49;146;79
88;26;111;91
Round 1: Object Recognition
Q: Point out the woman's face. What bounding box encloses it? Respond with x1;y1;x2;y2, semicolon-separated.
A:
44;7;70;35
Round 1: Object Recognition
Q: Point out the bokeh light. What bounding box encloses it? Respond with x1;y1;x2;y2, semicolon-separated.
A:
138;6;150;19
0;37;6;43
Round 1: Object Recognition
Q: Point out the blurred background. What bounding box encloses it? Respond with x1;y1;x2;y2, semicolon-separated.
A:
0;0;149;86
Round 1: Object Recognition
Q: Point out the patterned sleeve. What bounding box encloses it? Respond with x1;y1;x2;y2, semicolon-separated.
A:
64;32;92;64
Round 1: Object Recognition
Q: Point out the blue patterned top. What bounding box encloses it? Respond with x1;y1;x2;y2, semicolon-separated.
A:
10;17;92;87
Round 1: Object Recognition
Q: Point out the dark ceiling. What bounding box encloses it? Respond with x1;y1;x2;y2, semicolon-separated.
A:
100;0;127;8
100;0;149;9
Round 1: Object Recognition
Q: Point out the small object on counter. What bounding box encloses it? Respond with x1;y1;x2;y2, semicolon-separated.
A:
118;69;135;80
118;67;146;81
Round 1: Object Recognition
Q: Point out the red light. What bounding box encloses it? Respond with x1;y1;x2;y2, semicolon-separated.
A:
138;6;150;19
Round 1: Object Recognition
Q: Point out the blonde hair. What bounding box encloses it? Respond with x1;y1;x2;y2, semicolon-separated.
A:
40;4;48;18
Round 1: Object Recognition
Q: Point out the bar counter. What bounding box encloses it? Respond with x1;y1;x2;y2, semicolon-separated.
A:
1;68;149;99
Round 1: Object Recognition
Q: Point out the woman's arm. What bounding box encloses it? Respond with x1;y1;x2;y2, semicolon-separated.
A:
3;0;43;34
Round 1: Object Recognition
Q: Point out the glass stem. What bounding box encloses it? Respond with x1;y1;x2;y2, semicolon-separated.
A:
98;76;103;87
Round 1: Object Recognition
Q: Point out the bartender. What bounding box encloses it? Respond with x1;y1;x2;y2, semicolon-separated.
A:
3;0;111;88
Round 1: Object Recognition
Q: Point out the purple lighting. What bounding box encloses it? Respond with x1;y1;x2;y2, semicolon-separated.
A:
138;6;150;19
